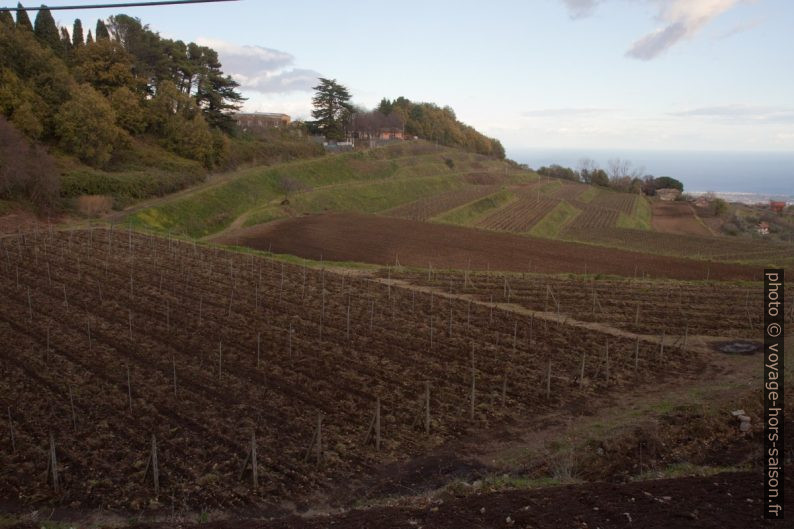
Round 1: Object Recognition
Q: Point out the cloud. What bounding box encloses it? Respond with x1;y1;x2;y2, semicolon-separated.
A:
670;104;794;124
196;38;322;93
561;0;602;18
626;0;747;60
716;16;764;39
522;107;614;117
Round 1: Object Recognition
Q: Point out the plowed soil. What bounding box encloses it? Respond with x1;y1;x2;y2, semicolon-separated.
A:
120;467;792;529
651;202;712;236
213;213;758;280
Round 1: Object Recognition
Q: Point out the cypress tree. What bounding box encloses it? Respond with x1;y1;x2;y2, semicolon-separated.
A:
16;3;33;31
0;10;14;28
95;19;109;40
60;26;71;54
72;18;84;47
34;7;61;51
85;29;93;44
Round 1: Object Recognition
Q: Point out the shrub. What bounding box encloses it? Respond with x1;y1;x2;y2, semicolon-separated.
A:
0;116;60;212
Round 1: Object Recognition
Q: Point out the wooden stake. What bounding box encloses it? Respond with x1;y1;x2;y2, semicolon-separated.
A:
257;333;261;368
251;431;258;488
49;433;59;492
127;366;133;413
7;407;14;453
580;352;586;389
218;340;223;381
546;359;552;400
470;348;476;420
68;385;77;431
172;356;177;397
424;381;431;434
151;434;159;495
375;397;381;451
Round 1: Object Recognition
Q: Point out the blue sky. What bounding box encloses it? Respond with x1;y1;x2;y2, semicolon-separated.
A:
38;0;794;155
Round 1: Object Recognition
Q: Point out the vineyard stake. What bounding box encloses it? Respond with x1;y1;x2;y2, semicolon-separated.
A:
251;431;258;488
127;366;133;413
470;348;476;420
580;352;586;389
49;433;59;492
7;407;14;453
86;317;92;351
27;287;32;322
218;341;223;381
315;412;323;464
604;341;610;384
257;333;261;368
346;296;351;341
128;310;133;339
424;381;431;435
172;356;177;397
545;359;552;400
681;325;688;351
634;337;640;374
375;397;381;451
151;434;159;496
63;284;68;311
68;384;77;431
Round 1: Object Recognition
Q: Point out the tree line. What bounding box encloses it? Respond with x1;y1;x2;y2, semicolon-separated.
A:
307;79;505;159
0;5;244;172
532;157;683;195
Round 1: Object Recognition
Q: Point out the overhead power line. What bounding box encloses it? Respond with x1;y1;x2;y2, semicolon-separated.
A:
0;0;238;12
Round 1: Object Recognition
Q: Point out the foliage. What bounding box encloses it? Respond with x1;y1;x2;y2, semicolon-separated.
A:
15;3;32;32
537;164;579;182
0;12;249;170
0;9;13;29
310;78;353;140
0;116;59;211
378;96;504;158
55;84;123;166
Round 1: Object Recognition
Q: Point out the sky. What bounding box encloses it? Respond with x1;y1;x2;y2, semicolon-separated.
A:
30;0;794;156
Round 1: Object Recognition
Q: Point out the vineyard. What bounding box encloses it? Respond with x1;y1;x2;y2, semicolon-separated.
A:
385;268;794;338
562;226;794;265
383;184;499;221
476;196;559;233
567;206;620;230
1;228;700;511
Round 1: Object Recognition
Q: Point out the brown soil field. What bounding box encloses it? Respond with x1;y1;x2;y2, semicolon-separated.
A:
651;202;713;236
115;467;791;529
214;212;759;280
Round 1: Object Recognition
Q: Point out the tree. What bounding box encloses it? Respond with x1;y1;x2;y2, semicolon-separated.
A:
108;86;146;134
73;39;137;95
95;19;110;40
15;3;32;31
55;84;122;166
85;29;93;45
72;19;84;47
590;169;609;187
310;78;352;140
653;176;683;192
33;7;61;53
0;10;14;28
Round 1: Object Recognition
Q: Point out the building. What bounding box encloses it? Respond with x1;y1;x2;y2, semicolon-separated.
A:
757;221;770;235
770;201;786;214
235;113;291;134
656;188;681;201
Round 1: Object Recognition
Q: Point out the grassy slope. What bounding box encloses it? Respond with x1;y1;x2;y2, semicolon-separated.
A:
128;142;524;238
434;188;516;225
530;200;581;238
616;195;652;230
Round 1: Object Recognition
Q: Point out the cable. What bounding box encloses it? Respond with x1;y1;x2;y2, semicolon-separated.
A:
0;0;238;12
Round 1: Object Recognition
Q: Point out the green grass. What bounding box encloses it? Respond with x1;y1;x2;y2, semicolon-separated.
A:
291;174;463;214
435;188;515;225
128;142;526;238
577;186;599;203
538;179;562;194
530;200;581;238
616;196;652;230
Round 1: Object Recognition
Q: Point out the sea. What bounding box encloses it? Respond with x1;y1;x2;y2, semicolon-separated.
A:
509;148;794;204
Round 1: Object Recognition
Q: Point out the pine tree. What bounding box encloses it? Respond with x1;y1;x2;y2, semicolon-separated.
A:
85;29;93;44
95;19;110;40
15;3;33;31
34;7;61;51
0;10;14;28
310;78;353;141
60;27;72;55
72;19;84;47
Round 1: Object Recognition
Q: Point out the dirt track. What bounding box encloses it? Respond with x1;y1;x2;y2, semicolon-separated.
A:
213;213;759;281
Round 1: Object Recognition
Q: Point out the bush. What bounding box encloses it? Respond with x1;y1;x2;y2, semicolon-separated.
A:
55;84;123;166
0;116;59;212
